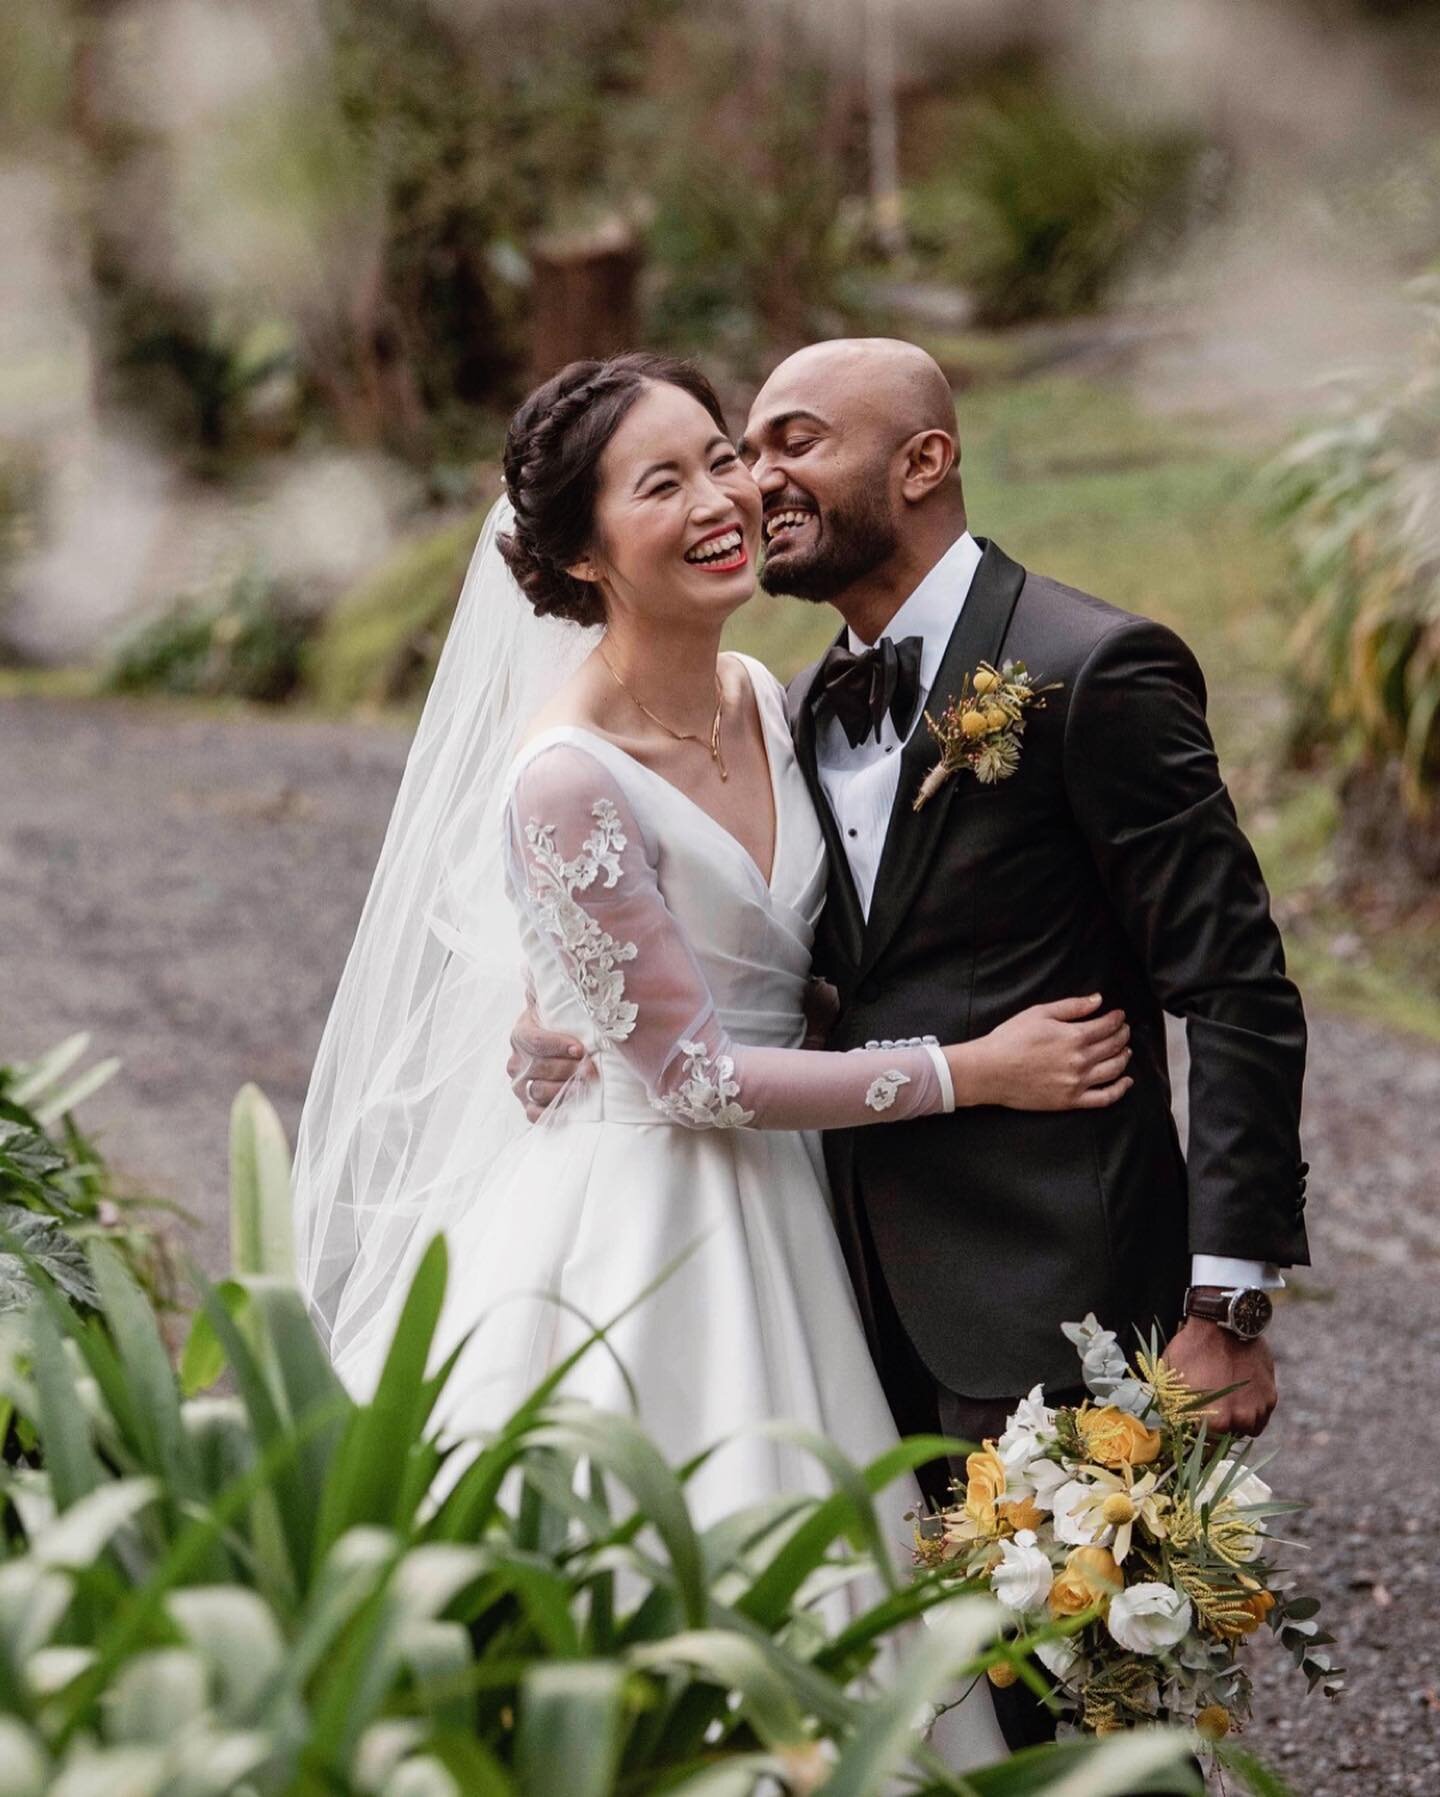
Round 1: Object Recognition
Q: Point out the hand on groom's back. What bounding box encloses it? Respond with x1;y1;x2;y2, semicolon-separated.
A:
1162;1318;1278;1436
508;1003;587;1122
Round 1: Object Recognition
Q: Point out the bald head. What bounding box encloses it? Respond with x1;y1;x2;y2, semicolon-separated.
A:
740;337;967;630
752;337;957;443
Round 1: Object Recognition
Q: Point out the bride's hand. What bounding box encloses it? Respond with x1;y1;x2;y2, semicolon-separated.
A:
946;995;1132;1111
508;1002;588;1122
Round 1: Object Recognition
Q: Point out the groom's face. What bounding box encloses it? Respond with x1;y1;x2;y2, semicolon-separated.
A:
739;381;899;604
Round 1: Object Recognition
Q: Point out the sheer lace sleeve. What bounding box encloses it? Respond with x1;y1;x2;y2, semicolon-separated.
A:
507;742;953;1131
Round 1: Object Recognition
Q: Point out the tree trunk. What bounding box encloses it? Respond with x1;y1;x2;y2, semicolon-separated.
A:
528;219;642;382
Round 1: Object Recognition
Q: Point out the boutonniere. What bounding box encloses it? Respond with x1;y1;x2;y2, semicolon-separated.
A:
912;660;1062;811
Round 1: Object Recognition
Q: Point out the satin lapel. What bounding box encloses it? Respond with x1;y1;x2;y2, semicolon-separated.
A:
857;539;1027;979
792;634;866;971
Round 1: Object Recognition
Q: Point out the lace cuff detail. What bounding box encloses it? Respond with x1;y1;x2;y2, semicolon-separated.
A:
652;1040;756;1129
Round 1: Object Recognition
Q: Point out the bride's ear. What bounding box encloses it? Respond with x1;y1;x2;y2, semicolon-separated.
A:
567;557;601;584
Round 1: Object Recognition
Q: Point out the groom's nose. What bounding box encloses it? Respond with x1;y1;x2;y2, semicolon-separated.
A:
750;453;786;494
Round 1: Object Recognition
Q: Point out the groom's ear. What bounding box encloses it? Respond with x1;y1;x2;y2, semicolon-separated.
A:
899;429;957;502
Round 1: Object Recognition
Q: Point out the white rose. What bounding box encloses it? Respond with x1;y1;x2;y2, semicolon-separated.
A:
1105;1582;1193;1655
1200;1459;1272;1517
1036;1634;1086;1684
991;1529;1054;1614
1050;1478;1106;1546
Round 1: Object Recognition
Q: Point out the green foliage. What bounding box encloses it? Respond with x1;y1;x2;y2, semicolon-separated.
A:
908;93;1211;326
104;569;315;705
0;1223;1204;1796
645;15;868;355
310;504;493;709
229;1085;296;1281
0;1037;179;1332
1269;289;1440;810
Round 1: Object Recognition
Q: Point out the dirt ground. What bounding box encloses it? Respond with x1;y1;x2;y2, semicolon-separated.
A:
2;693;1437;1792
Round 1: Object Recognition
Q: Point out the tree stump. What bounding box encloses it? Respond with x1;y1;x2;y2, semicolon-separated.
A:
528;218;643;382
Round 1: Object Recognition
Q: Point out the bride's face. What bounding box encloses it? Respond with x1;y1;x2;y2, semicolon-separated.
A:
576;382;761;627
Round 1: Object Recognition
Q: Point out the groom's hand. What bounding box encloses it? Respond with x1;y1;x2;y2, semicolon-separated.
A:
508;1004;587;1122
1162;1319;1277;1437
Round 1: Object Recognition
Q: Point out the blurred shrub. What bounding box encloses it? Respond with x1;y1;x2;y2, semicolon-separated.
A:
646;19;869;356
104;570;315;704
908;92;1213;326
1270;291;1440;818
0;1034;181;1339
309;504;491;709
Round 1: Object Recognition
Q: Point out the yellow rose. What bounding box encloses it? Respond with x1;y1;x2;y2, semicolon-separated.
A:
964;1446;1006;1532
1076;1405;1162;1469
960;707;989;739
982;706;1009;733
972;667;1000;695
999;1495;1046;1535
1048;1546;1123;1617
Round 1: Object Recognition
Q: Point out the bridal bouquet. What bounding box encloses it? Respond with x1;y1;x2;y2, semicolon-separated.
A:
916;1315;1342;1744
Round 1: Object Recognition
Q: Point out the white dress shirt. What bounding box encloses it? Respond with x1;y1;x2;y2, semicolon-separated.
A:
812;530;1279;1298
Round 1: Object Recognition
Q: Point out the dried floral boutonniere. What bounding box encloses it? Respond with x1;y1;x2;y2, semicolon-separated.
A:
913;660;1061;811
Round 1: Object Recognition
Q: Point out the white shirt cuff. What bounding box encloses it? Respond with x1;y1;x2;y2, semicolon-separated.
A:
924;1043;956;1114
1190;1255;1285;1292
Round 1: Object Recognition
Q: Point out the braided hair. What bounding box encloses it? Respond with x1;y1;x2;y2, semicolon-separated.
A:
499;353;730;626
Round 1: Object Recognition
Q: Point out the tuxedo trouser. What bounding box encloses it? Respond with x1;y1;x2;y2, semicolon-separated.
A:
833;1178;1082;1754
844;1201;1198;1786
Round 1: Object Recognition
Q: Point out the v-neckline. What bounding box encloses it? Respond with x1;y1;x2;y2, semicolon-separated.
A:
517;654;784;894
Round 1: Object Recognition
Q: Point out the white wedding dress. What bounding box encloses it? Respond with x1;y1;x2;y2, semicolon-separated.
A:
418;653;1005;1766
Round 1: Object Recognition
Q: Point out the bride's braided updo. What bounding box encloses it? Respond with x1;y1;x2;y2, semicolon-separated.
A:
499;352;730;626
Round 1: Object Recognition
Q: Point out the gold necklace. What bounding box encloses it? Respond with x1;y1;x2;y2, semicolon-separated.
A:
599;647;729;781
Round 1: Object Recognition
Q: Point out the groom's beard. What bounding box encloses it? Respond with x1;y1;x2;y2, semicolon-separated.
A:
759;489;899;603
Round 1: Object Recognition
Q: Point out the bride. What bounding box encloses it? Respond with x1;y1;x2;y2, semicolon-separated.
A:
291;352;1132;1765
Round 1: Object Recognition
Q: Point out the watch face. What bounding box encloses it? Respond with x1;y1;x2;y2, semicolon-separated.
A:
1230;1290;1273;1339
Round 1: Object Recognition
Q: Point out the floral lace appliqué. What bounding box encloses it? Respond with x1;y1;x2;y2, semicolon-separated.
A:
865;1068;911;1113
653;1039;755;1129
525;798;638;1041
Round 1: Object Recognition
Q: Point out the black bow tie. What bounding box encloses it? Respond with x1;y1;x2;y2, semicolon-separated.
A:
815;635;924;749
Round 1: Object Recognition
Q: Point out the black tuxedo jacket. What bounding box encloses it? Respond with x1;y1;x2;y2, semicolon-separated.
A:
786;539;1309;1399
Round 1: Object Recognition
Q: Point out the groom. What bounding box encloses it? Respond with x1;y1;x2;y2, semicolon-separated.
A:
513;339;1310;1737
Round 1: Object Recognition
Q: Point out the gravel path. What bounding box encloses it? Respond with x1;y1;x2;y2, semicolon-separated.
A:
3;694;1437;1791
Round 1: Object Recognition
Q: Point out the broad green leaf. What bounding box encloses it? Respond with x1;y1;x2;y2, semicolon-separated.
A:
102;1647;210;1745
514;1660;628;1797
178;1281;252;1397
819;1596;1001;1797
31;1059;121;1131
45;1743;167;1797
316;1235;449;1555
7;1036;92;1111
27;1300;102;1509
229;1085;295;1279
31;1479;158;1571
966;1730;1201;1796
0;1716;49;1797
1213;1742;1296;1797
386;1757;462;1797
398;1620;474;1732
0;1208;99;1314
166;1586;286;1720
627;1629;809;1749
531;1403;706;1628
736;1435;960;1628
88;1245;209;1517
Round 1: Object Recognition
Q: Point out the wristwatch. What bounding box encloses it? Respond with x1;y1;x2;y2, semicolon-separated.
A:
1183;1286;1274;1340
